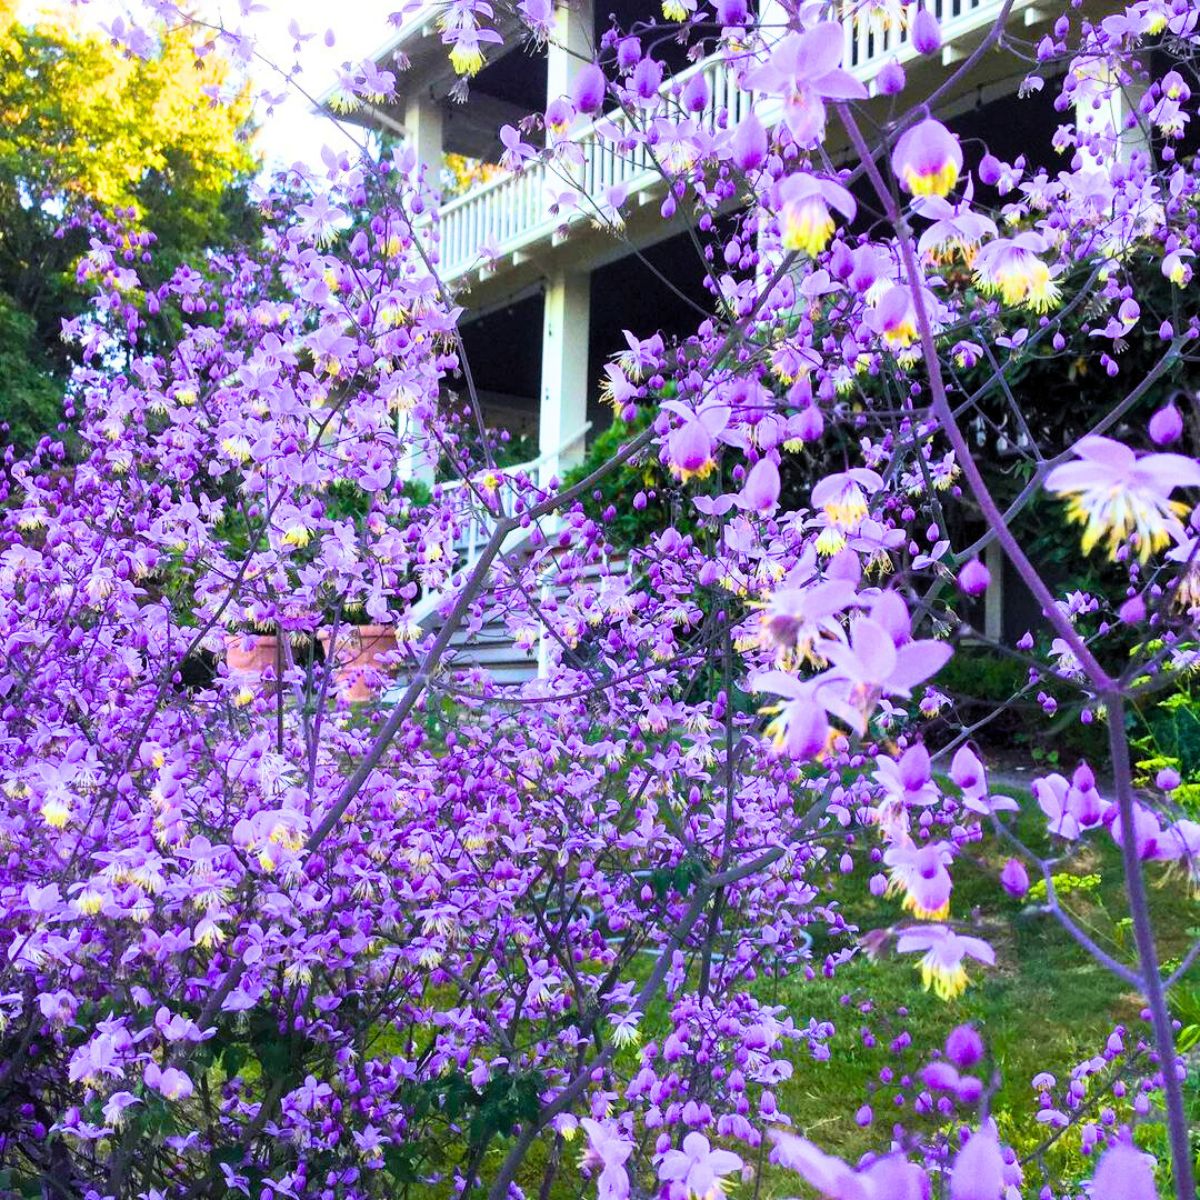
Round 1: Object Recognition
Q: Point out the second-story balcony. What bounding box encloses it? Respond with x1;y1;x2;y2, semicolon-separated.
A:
430;0;1051;287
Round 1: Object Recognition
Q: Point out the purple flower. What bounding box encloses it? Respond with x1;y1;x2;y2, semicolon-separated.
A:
754;671;831;760
573;63;607;114
101;1091;141;1129
892;119;963;197
795;405;825;442
973;232;1059;312
912;8;942;54
1045;435;1200;562
950;1128;1005;1200
771;1132;859;1197
545;97;575;135
143;1061;194;1101
874;743;940;808
771;1133;928;1200
631;56;663;100
657;1132;742;1199
1034;770;1108;840
1119;594;1146;624
896;925;995;1000
1149;403;1184;446
729;110;767;172
1163;819;1200;890
884;838;955;919
812;468;883;528
1108;801;1173;862
714;0;747;24
867;285;918;351
915;193;998;262
499;124;538;170
745;23;867;145
956;558;990;597
664;403;730;482
819;617;953;734
738;457;780;513
1000;858;1030;898
877;59;906;94
667;418;715;481
945;1024;985;1068
1090;1141;1157;1200
579;1119;632;1200
681;71;709;114
1157;767;1181;791
759;576;857;658
775;173;856;257
294;194;345;246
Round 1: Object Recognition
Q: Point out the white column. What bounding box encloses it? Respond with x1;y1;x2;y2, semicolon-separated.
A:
396;406;436;488
984;541;1004;643
547;0;594;102
539;270;591;482
404;89;444;187
396;93;442;489
1073;61;1148;170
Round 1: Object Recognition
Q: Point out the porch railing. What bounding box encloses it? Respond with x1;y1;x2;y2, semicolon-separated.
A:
431;0;1026;281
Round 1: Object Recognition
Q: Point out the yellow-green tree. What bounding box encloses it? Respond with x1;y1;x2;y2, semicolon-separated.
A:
0;1;259;447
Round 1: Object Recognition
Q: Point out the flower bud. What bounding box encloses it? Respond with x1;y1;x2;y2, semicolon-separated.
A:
796;406;824;442
1000;858;1029;898
892;119;963;197
571;63;606;114
912;8;942;54
877;60;906;95
715;0;748;24
978;153;1003;185
1149;403;1183;446
633;56;663;100
616;36;641;70
956;558;990;597
730;111;767;173
682;71;709;113
1118;595;1145;625
945;1024;985;1067
740;457;780;513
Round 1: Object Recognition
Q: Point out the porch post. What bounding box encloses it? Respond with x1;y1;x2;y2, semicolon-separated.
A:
396;406;437;488
546;0;594;102
396;92;443;487
1072;62;1148;170
404;88;445;189
539;270;591;482
983;540;1004;643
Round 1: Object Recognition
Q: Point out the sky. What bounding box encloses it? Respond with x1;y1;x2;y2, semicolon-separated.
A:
206;0;400;170
26;0;401;170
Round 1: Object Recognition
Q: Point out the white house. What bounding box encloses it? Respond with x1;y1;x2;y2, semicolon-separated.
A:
332;0;1140;674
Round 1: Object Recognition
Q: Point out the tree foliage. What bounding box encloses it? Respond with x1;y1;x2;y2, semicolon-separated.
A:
0;0;258;447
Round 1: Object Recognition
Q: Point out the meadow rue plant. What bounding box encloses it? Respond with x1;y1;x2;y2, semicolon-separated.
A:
0;0;1199;1198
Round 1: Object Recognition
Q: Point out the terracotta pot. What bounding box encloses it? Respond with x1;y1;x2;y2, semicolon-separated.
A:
224;634;282;688
318;624;400;702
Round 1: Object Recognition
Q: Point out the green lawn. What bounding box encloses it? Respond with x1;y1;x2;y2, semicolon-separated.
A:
698;789;1200;1193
